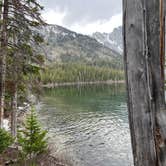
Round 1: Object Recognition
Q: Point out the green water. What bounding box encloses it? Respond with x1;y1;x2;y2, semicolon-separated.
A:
38;84;133;166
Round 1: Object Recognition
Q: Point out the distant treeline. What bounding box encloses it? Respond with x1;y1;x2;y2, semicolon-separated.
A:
40;63;124;84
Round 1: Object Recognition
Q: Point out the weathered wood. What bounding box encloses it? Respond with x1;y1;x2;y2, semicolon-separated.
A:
157;111;166;140
164;0;166;15
160;0;165;108
156;110;166;165
123;0;166;165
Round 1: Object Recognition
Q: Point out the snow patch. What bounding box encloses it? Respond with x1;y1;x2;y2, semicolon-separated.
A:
3;119;10;131
61;32;68;36
106;34;115;44
72;33;76;38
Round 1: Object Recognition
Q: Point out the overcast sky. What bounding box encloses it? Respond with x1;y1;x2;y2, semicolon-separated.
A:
40;0;122;35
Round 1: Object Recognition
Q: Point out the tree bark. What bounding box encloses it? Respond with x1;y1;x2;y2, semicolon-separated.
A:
160;0;165;106
11;83;17;137
0;0;9;128
123;0;166;165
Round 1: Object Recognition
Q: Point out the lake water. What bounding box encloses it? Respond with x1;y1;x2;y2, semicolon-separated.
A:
38;84;133;166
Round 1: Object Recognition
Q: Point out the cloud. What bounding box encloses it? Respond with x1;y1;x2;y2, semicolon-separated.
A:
40;0;122;24
40;0;122;34
42;9;66;26
69;14;122;35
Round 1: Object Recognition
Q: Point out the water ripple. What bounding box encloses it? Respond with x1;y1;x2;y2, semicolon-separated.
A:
39;85;133;166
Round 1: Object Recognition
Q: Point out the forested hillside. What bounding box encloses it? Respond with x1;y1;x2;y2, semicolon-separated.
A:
35;24;123;69
34;24;124;84
40;63;124;84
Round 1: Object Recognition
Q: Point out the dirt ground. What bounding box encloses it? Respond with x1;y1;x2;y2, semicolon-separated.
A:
0;147;71;166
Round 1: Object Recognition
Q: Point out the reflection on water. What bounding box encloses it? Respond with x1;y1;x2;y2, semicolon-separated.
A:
38;84;133;166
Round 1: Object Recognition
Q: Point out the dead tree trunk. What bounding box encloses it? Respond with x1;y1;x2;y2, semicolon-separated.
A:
123;0;166;165
0;0;9;128
160;0;165;104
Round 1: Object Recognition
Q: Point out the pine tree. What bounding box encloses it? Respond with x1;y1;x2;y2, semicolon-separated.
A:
0;0;45;130
0;128;13;153
6;0;45;135
18;107;47;160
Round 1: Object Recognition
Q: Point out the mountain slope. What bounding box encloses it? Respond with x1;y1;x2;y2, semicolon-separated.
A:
92;26;123;54
36;24;123;69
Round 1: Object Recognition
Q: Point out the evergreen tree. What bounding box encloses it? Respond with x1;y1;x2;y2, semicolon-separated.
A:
0;0;45;131
18;107;47;159
0;128;13;153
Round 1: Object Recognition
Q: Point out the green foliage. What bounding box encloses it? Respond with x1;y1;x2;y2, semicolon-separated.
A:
40;63;125;84
2;0;46;109
0;129;13;154
18;107;48;159
23;64;41;76
33;33;44;44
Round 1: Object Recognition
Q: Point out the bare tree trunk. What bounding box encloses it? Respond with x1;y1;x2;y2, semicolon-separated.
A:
0;1;2;27
11;83;17;137
123;0;166;165
160;0;165;106
0;0;3;128
0;0;9;128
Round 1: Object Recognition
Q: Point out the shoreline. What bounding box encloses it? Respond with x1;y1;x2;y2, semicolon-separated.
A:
1;101;72;166
42;80;125;88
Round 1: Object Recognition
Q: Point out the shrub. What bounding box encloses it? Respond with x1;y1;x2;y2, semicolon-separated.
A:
0;128;13;153
18;107;48;159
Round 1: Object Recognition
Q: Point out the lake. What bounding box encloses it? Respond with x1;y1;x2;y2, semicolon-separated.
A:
38;84;133;166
